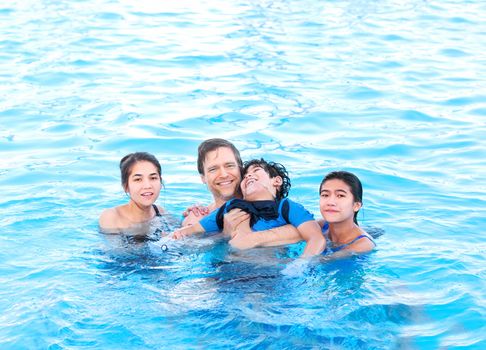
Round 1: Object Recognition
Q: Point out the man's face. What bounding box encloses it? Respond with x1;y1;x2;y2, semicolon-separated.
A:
201;147;241;205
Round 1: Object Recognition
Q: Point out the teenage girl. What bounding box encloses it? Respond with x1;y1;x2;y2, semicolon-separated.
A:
99;152;165;235
318;171;375;254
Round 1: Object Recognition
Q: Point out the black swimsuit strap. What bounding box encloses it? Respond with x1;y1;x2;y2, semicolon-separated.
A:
152;204;162;217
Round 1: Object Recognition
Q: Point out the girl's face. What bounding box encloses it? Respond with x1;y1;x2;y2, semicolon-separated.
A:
319;179;361;224
126;161;162;207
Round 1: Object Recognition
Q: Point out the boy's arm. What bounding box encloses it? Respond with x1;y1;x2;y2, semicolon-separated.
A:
296;220;326;257
173;222;205;239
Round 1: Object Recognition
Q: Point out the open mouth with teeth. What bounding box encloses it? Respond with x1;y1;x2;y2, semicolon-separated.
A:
245;179;256;186
243;178;258;191
217;180;234;187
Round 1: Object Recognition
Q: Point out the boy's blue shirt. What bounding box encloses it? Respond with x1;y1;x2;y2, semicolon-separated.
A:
199;197;314;233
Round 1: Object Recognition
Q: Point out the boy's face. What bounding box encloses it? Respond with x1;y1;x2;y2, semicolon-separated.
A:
240;164;282;201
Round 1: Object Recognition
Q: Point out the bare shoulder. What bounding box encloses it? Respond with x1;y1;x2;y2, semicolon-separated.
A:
316;218;326;228
99;207;122;231
349;229;375;253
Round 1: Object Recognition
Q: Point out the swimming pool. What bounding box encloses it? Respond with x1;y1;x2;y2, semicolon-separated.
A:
1;0;485;348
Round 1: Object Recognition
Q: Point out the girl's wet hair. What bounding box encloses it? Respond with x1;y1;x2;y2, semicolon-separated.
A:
320;171;363;224
120;152;162;191
243;158;291;200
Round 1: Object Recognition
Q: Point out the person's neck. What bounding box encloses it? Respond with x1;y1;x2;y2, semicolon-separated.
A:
125;201;154;223
328;219;361;245
244;190;276;202
211;192;242;211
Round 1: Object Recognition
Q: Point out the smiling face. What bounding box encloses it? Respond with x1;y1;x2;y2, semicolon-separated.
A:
201;146;242;206
125;161;162;208
240;164;282;201
319;178;361;224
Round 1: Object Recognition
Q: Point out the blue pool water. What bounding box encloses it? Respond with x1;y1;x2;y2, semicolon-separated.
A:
1;0;485;349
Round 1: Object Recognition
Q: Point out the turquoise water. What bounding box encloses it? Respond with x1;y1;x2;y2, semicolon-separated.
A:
1;0;485;349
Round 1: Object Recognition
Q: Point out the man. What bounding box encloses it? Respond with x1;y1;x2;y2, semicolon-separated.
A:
175;158;325;256
181;138;312;253
182;138;243;226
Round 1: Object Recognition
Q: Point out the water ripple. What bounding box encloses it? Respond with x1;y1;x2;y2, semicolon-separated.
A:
1;0;485;349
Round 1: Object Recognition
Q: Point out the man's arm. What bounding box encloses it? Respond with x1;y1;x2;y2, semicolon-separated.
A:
229;221;302;250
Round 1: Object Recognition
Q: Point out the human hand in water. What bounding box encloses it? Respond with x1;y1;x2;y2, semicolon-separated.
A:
281;258;311;277
223;209;250;238
172;229;186;240
172;226;193;240
228;218;257;249
182;204;209;218
181;204;210;226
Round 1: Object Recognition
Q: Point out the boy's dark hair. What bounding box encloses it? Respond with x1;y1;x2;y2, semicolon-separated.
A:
242;158;291;200
197;138;243;175
119;152;162;191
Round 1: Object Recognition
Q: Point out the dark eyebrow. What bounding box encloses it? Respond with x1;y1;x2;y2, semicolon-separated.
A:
244;165;263;175
320;189;348;194
131;172;159;177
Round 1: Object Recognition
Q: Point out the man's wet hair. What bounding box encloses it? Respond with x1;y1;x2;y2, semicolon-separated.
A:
197;138;243;175
242;158;291;200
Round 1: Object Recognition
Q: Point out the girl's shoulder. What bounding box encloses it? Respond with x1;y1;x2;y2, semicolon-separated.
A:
154;204;166;215
317;218;329;234
99;206;125;231
348;229;375;252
